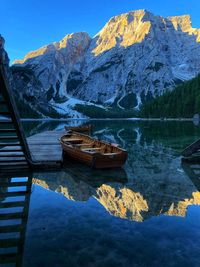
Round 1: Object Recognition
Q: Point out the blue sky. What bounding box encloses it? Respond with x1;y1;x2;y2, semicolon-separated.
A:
1;0;199;63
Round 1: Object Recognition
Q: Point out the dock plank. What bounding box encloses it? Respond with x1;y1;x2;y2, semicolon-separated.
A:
27;130;64;162
0;130;65;164
182;138;200;157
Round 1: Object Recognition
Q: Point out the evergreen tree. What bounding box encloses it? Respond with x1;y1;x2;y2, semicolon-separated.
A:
140;74;200;118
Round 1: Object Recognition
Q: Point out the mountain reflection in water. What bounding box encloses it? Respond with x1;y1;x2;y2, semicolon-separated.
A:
18;120;200;267
28;120;200;223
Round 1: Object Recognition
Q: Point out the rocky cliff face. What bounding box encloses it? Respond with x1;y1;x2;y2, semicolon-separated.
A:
12;10;200;117
14;32;91;97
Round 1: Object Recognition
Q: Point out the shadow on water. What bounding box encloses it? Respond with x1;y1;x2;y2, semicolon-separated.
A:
0;172;32;266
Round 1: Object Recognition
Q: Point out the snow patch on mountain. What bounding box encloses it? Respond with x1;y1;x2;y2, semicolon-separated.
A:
172;65;196;81
50;96;108;118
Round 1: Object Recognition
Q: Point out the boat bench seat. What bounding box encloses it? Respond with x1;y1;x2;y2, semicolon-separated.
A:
81;147;101;151
103;152;119;156
63;138;83;144
75;143;93;147
81;148;101;152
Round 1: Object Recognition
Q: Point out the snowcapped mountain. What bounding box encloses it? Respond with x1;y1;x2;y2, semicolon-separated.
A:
11;10;200;118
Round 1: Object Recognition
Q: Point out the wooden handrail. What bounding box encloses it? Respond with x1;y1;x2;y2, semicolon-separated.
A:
0;63;33;167
0;39;62;170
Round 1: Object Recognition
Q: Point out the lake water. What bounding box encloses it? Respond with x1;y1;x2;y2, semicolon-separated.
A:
1;120;200;267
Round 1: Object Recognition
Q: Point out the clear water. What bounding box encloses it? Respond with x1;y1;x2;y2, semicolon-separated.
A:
2;120;200;267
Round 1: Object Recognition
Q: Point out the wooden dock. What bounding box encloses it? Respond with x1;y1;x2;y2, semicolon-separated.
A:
0;130;65;171
181;138;200;163
27;130;64;162
182;138;200;157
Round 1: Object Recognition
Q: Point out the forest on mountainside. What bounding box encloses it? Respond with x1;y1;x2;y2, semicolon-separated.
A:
140;75;200;118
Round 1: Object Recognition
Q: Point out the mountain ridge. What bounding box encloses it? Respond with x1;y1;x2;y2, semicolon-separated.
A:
10;9;200;118
14;10;200;64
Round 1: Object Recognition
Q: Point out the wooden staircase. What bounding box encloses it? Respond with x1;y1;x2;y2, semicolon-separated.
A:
0;51;62;173
0;173;32;266
0;60;33;173
0;121;31;173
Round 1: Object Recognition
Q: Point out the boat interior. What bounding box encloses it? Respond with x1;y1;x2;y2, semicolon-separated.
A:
61;133;121;155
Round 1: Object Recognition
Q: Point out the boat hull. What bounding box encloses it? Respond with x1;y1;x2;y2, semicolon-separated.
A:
61;144;127;169
65;125;92;133
60;133;127;169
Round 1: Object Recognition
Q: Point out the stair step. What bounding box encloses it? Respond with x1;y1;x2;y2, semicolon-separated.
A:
0;142;21;149
0;224;23;233
0;120;12;124
0;191;30;197
0;154;25;158
0;143;21;146
0;100;6;105
0;167;30;172
0;166;29;170
0;181;29;187
0;164;28;169
0;168;31;175
0;171;29;176
0;112;10;116
0;159;27;164
0;212;25;220
0;175;30;180
0;129;16;133
0;62;36;174
0;253;21;264
0;238;21;248
0;171;30;177
0;201;25;208
0;136;18;140
0;149;23;153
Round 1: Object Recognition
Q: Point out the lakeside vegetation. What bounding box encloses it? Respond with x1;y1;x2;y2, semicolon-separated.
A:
14;74;200;119
140;75;200;118
14;96;68;119
74;104;138;118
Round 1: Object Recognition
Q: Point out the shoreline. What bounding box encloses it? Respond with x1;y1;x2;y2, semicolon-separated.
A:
1;116;197;122
19;118;197;122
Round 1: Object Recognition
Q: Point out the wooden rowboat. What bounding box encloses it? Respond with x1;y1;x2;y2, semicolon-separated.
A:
65;124;92;133
60;132;128;169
